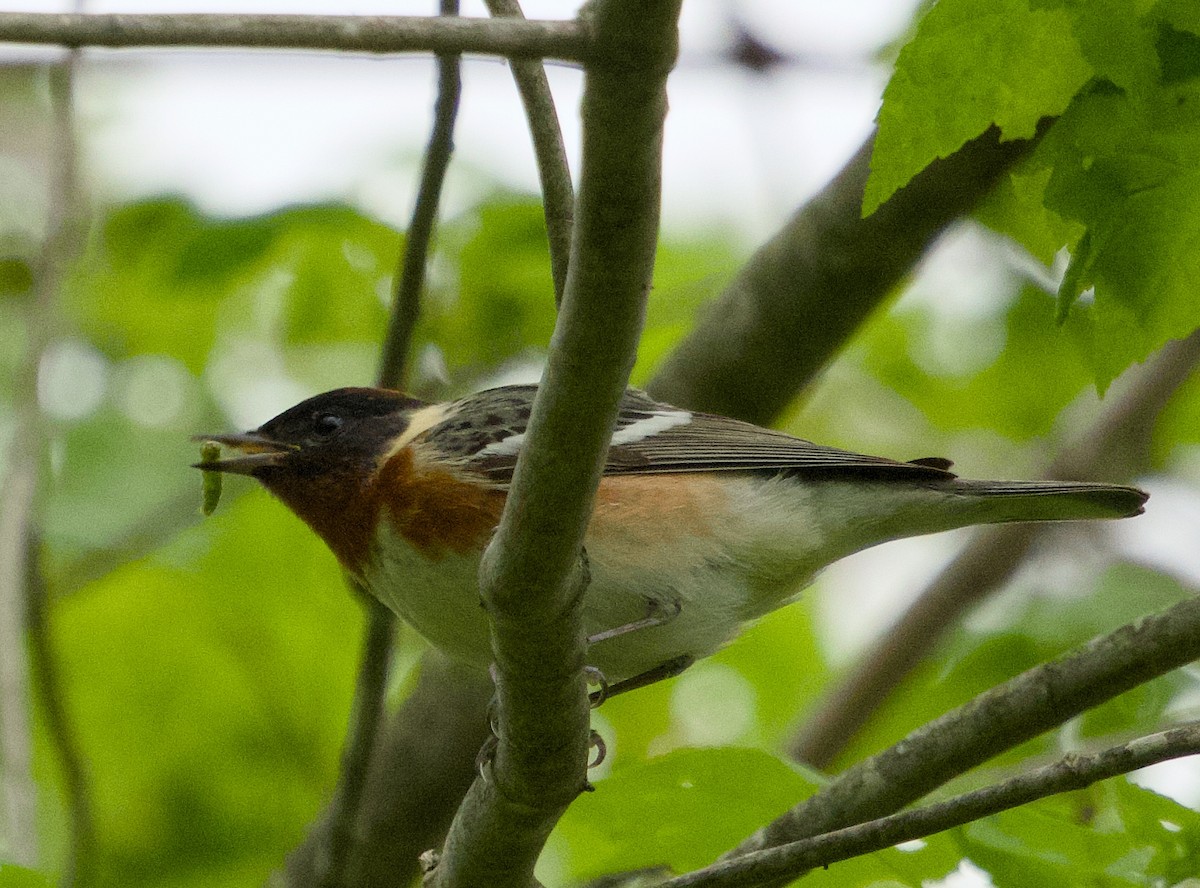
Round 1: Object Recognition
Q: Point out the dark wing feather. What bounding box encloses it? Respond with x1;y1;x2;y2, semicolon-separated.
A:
427;385;954;486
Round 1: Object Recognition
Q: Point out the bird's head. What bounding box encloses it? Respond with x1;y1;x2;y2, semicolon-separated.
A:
194;387;429;568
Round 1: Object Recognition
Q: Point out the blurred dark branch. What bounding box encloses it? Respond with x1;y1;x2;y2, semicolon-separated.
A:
0;12;588;61
283;654;494;888
378;1;462;390
0;432;40;868
663;721;1200;888
427;2;680;885
647;125;1041;423
287;3;572;881
312;592;396;888
26;540;94;887
0;55;87;874
790;329;1200;769
733;592;1200;873
484;0;574;306
288;6;464;887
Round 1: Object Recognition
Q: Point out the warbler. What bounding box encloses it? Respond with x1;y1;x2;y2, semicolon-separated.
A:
196;385;1147;690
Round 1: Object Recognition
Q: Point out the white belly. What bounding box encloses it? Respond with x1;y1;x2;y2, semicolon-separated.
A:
362;473;835;682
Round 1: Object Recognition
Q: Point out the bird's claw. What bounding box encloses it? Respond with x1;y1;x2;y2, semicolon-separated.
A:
585;665;609;708
588;729;607;769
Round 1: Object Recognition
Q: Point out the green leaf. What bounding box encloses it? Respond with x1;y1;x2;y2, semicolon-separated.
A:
1056;226;1096;322
977;164;1084;264
1040;0;1161;99
423;196;558;377
1041;82;1200;389
1157;21;1200;83
865;0;1091;215
860;284;1094;442
0;865;52;888
69;200;396;372
72;200;278;371
957;780;1200;886
276;206;396;345
805;836;960;888
51;493;364;886
1157;0;1200;36
554;747;818;880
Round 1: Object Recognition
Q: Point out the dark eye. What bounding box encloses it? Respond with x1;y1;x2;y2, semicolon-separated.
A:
312;413;344;438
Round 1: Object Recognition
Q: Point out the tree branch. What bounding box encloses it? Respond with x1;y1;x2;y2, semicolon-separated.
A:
733;592;1200;864
661;722;1200;888
0;12;588;61
0;440;40;868
282;653;494;888
0;51;86;872
425;2;681;885
789;328;1200;769
484;0;574;306
378;2;463;391
647;125;1041;424
25;539;94;887
289;6;464;886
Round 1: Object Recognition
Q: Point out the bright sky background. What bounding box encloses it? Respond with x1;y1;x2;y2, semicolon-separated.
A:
1;0;920;240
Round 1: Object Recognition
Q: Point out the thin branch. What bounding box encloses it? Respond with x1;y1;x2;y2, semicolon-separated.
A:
0;52;86;872
484;0;574;305
281;653;494;888
305;6;464;886
41;46;94;888
0;439;40;867
25;540;94;887
789;328;1200;768
377;1;462;390
314;592;396;888
0;12;589;61
647;124;1042;424
662;722;1200;888
732;591;1200;864
288;4;568;880
425;2;682;885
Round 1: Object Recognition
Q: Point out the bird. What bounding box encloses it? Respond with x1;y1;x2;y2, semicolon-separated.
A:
195;385;1147;693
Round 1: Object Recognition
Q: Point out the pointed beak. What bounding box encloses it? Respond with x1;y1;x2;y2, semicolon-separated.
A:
190;432;297;476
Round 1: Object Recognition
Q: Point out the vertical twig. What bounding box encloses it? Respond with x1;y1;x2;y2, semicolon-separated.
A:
426;2;683;884
26;540;94;886
377;0;463;390
0;48;86;873
484;0;574;305
0;446;39;867
315;4;463;887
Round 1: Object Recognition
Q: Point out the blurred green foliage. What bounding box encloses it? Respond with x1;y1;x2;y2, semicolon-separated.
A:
871;0;1200;391
4;0;1200;880
8;183;1197;887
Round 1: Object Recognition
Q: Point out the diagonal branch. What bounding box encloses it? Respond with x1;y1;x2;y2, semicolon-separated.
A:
425;2;682;885
0;12;589;61
732;591;1200;866
662;722;1200;888
484;0;574;307
789;328;1200;769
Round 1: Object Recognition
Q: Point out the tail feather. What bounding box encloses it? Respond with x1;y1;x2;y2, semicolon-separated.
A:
946;479;1148;523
